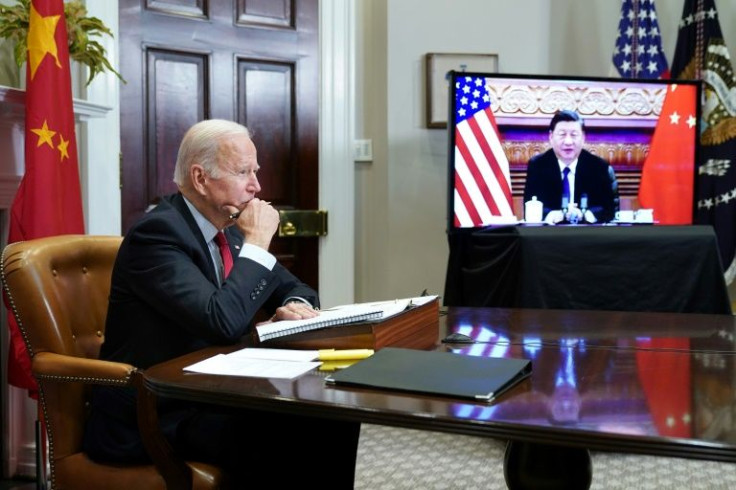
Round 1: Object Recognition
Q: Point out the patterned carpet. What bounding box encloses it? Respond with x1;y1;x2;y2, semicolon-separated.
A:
354;424;736;489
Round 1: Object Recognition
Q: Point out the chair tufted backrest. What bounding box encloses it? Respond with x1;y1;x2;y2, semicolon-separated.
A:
2;235;122;362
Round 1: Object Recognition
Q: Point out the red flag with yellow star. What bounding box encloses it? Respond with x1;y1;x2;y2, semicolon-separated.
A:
5;0;85;395
638;83;699;224
635;338;692;438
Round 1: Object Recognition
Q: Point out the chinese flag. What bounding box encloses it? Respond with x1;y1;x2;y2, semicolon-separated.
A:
635;338;692;438
5;0;85;395
638;84;698;224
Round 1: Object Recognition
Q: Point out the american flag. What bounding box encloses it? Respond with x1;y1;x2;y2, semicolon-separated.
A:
453;75;514;228
612;0;669;79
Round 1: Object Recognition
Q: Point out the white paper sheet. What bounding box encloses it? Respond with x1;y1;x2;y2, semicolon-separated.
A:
183;354;320;379
225;347;319;362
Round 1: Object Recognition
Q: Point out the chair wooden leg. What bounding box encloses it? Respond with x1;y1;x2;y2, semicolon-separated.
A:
132;370;193;490
35;420;44;490
35;404;48;490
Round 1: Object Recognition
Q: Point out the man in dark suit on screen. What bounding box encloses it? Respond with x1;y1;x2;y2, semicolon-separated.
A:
523;110;619;224
83;119;360;487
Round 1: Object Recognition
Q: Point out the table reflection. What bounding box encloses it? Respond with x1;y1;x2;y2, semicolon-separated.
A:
443;321;736;445
692;331;736;443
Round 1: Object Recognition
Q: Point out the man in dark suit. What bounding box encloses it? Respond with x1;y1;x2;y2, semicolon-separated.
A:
523;110;619;224
83;119;360;487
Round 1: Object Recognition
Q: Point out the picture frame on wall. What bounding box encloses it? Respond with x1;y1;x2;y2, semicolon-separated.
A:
425;53;499;129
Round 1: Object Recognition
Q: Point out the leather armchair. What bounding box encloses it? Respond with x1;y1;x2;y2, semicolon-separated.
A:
1;235;223;489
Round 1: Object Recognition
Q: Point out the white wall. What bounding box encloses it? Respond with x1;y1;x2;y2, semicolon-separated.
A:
548;0;736;77
356;0;552;301
83;1;121;237
355;0;736;303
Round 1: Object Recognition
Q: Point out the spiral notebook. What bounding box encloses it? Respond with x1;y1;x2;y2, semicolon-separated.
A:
255;304;384;342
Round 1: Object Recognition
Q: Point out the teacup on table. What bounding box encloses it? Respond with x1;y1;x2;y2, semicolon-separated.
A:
615;210;634;222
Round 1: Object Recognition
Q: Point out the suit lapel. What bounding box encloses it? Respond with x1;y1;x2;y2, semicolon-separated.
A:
224;227;242;254
166;193;219;284
545;152;564;197
574;152;590;202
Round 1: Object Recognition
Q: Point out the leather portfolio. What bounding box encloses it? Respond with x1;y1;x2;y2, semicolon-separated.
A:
325;347;532;402
257;297;440;351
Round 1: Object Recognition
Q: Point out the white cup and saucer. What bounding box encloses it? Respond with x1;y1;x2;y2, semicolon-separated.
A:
634;208;654;224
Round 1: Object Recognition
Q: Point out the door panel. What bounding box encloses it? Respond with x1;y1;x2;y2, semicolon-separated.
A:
146;0;206;18
237;60;293;202
238;0;293;27
120;0;319;288
146;49;208;200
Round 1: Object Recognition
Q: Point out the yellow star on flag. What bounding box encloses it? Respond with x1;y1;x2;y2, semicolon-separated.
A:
27;2;62;80
57;134;70;160
31;120;56;149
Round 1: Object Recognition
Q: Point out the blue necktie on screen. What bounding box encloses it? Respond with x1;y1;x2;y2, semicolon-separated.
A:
561;167;571;208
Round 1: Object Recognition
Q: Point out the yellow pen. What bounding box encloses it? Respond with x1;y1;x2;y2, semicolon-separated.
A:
318;359;360;371
318;349;374;361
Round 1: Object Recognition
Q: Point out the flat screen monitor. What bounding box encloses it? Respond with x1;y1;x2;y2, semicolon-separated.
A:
447;72;701;230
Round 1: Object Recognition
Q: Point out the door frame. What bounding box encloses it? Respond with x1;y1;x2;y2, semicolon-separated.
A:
317;0;356;307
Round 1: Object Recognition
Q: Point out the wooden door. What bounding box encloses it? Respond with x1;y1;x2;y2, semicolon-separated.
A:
119;0;319;288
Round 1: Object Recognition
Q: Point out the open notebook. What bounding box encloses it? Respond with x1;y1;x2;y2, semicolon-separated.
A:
325;347;532;402
255;296;437;342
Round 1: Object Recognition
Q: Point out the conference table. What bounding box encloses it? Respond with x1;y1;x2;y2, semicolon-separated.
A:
139;307;736;489
444;224;732;314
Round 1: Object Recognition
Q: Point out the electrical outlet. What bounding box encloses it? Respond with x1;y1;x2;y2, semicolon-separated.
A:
354;139;373;162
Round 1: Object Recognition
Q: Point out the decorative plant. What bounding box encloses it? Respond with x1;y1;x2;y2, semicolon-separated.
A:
0;0;124;85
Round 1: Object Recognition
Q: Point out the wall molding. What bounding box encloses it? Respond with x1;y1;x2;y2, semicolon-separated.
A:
318;0;356;306
0;85;112;121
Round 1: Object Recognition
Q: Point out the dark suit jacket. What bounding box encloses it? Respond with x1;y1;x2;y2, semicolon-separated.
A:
523;149;619;223
84;192;318;463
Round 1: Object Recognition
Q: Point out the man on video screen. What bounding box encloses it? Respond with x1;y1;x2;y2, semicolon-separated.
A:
523;110;619;224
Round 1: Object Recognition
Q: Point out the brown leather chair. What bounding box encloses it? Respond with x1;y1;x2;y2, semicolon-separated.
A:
1;235;224;489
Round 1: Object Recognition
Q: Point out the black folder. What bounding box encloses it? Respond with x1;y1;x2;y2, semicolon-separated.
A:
324;347;531;402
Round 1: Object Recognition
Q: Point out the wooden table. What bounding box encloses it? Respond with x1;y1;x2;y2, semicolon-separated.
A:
139;307;736;489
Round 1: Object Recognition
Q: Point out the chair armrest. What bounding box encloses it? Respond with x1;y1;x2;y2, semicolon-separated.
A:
32;351;135;386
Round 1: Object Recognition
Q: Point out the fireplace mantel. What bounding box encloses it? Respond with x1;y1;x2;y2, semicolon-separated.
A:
0;85;112;209
0;85;112;120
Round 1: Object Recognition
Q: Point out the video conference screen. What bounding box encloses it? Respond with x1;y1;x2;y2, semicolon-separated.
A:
447;72;701;230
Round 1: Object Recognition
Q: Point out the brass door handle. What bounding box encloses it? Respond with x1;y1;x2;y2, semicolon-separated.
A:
281;221;297;236
278;210;328;237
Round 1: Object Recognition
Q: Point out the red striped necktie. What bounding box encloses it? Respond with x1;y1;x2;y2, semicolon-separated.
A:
214;231;233;278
